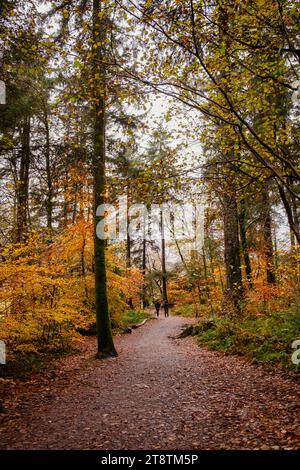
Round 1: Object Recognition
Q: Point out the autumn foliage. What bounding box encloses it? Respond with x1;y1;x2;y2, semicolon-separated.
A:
0;222;143;363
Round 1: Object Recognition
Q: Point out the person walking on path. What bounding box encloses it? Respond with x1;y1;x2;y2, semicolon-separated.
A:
154;300;161;317
162;300;169;317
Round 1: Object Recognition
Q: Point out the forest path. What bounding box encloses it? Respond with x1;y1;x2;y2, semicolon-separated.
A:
0;314;299;450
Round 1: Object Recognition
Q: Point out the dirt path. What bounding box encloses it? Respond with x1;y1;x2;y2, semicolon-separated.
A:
0;315;299;450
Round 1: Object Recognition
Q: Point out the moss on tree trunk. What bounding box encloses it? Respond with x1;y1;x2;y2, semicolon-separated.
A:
92;0;117;359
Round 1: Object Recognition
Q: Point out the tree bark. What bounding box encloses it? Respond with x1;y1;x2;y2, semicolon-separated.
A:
238;199;253;287
278;184;300;245
141;236;147;308
261;189;276;284
43;102;53;232
223;192;243;306
126;191;134;309
217;3;243;307
92;0;117;358
16;117;30;243
160;208;168;305
202;245;211;304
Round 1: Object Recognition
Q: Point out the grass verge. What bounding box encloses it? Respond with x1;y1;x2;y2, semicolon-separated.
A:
120;309;152;328
179;307;300;371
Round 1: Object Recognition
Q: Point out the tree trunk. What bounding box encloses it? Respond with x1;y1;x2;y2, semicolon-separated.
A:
92;0;117;358
291;194;300;246
160;209;168;305
277;184;300;245
223;192;243;306
141;236;147;308
217;3;243;307
238;199;253;287
61;170;69;229
202;245;211;304
126;220;134;309
43;103;53;232
126;229;131;268
16;117;30;243
261;189;276;284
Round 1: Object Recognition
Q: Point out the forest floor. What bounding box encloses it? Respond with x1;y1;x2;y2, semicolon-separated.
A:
0;314;299;450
